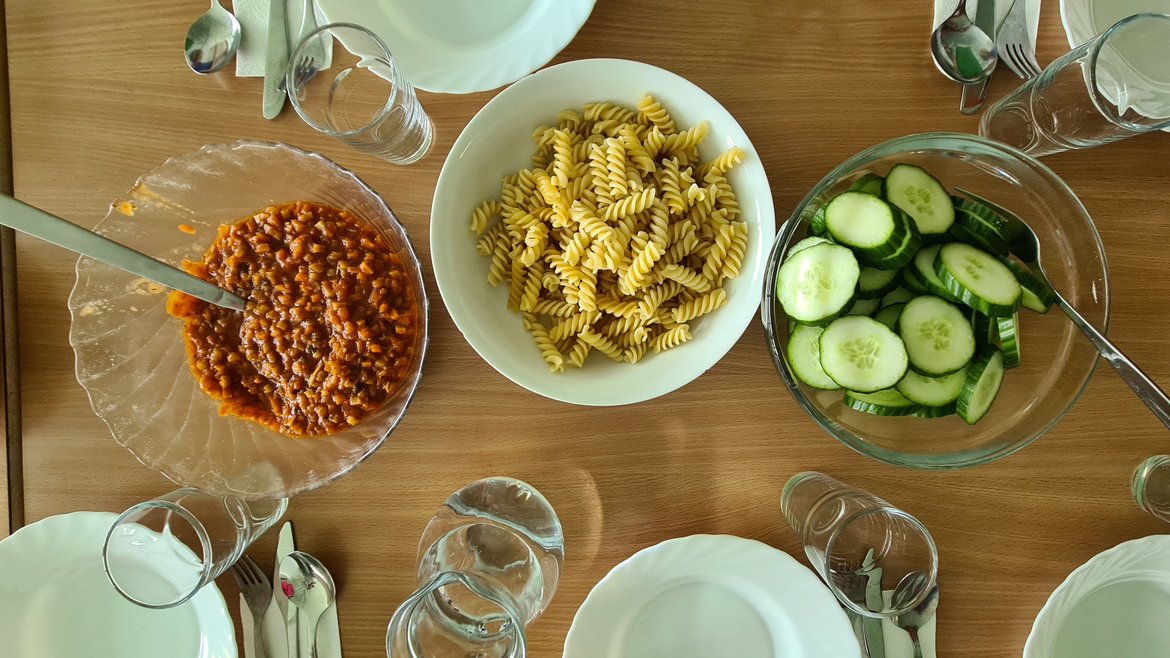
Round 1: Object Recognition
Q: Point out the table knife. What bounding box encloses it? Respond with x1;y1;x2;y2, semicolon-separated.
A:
860;549;886;658
274;522;299;658
262;0;289;119
959;0;999;114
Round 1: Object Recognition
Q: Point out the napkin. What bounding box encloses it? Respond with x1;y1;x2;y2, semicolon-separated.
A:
234;0;332;77
848;591;938;658
932;0;1041;48
239;592;343;658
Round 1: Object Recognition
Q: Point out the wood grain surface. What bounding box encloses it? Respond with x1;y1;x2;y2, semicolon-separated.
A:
6;0;1170;656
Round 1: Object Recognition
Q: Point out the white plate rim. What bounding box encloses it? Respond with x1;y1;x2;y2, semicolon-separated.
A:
315;0;596;94
562;534;862;658
429;57;773;406
0;511;237;658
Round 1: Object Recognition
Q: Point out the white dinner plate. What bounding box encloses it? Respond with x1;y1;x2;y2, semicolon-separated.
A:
431;58;774;406
1025;535;1170;658
0;512;236;658
314;0;595;94
563;535;862;658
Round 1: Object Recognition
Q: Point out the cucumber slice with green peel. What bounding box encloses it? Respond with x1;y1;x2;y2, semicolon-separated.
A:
777;243;860;325
995;313;1021;368
863;207;922;270
956;346;1006;424
934;242;1022;317
846;297;882;316
914;403;956;418
809;206;828;236
787;325;841;390
971;308;994;347
895;367;968;407
849;173;885;196
824;192;914;261
884;164;955;236
911;244;961;302
874;302;906;329
951;197;1011;256
844;389;921;416
818;316;909;392
881;286;916;307
897;295;976;376
1002;259;1056;313
901;264;928;293
948;221;1010;257
857;267;900;299
787;236;833;259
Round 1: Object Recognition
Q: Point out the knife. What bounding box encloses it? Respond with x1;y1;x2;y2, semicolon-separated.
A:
859;549;886;658
262;0;289;119
959;0;998;114
274;522;299;658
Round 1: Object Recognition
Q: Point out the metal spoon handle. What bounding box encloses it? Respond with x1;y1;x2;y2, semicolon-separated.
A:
0;194;245;311
1057;295;1170;430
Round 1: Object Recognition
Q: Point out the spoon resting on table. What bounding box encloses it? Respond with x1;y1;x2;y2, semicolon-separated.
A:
279;551;338;658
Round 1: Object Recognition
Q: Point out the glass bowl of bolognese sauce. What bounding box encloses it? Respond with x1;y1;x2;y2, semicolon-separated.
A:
68;141;428;499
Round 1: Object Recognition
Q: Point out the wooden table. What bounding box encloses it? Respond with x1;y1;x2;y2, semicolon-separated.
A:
6;0;1170;655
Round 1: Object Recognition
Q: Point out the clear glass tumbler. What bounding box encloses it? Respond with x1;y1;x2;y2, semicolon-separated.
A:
781;472;938;618
386;477;564;658
103;487;288;608
980;13;1170;156
1133;455;1170;522
287;23;434;165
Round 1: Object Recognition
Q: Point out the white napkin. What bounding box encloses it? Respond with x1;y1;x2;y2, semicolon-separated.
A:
932;0;1041;48
849;591;938;658
239;592;343;658
234;0;332;77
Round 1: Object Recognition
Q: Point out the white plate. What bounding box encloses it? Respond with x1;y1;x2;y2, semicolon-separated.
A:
314;0;595;94
0;512;236;658
431;58;774;406
563;535;862;658
1025;535;1170;658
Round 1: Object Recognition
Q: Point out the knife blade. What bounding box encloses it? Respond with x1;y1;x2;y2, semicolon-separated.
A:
262;0;289;119
860;549;886;658
959;0;998;114
274;522;298;658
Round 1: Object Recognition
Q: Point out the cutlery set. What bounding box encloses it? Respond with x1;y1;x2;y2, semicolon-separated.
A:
933;0;1041;114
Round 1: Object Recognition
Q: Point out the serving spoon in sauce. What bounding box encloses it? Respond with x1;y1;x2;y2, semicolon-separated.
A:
0;194;246;311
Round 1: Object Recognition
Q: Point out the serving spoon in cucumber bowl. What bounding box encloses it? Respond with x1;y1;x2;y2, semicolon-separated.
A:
955;187;1170;430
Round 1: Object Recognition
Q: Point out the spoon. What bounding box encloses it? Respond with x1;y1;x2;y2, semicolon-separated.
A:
184;0;242;75
891;571;940;658
279;551;337;658
930;1;998;84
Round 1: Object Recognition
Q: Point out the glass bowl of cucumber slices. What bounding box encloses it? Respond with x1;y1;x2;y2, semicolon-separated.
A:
762;132;1109;469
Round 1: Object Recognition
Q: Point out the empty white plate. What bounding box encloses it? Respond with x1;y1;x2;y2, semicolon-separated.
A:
0;512;236;658
314;0;596;93
563;535;862;658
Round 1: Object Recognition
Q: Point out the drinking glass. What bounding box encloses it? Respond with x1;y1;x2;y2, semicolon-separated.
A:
287;23;434;165
103;487;288;608
386;477;564;658
980;13;1170;156
1133;455;1170;522
781;472;938;618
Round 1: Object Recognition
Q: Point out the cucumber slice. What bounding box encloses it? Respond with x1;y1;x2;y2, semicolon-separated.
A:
896;367;968;406
787;236;833;259
809;206;828;236
897;295;976;376
971;309;994;347
911;244;960;302
787;324;841;390
1003;259;1056;313
956;346;1006;424
777;242;860;325
914;403;956;418
901;264;928;293
951;197;1010;256
881;286;916;307
824;192;910;259
934;242;1022;317
846;297;882;316
857;267;900;299
884;164;955;236
995;313;1021;368
818;316;909;392
874;302;906;329
864;207;922;270
844;389;921;416
849;173;885;196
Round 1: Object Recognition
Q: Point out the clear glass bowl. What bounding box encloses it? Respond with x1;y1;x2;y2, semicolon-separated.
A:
761;133;1109;469
68;141;429;498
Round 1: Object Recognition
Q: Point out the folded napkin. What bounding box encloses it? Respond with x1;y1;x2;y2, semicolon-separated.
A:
234;0;332;77
239;592;343;658
848;591;938;658
932;0;1041;48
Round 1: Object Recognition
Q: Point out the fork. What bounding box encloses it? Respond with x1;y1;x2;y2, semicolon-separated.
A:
230;555;273;658
997;0;1041;79
289;0;328;89
955;187;1170;431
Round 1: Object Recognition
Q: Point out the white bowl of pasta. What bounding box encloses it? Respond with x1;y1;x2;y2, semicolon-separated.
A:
431;58;773;405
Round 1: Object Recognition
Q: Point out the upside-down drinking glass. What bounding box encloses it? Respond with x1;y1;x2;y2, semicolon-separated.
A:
781;472;938;619
103;488;288;608
980;13;1170;156
287;23;434;164
386;477;564;658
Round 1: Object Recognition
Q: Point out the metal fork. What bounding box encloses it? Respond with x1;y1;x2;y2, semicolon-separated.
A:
955;187;1170;431
230;555;273;658
289;0;328;88
997;0;1041;79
